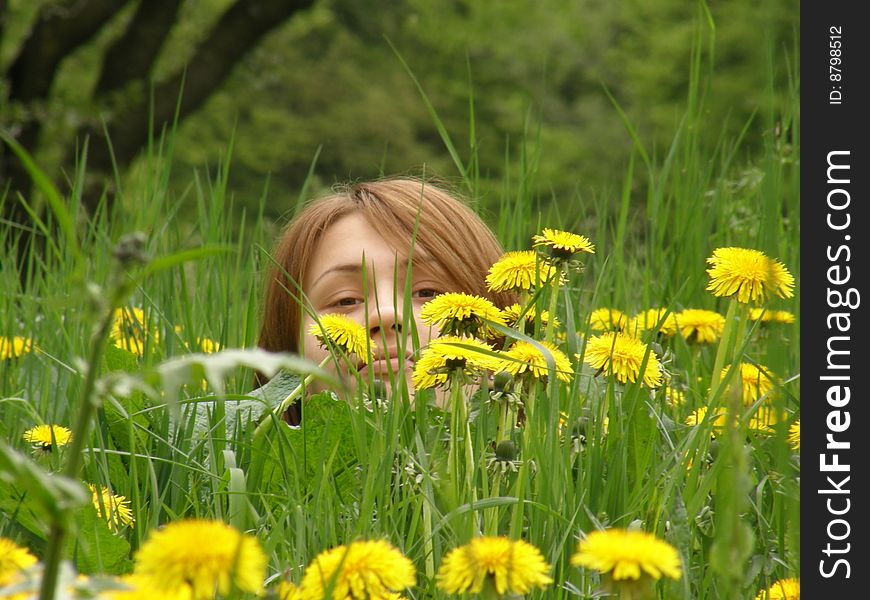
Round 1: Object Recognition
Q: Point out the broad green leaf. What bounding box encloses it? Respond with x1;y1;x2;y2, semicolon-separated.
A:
67;503;133;575
0;441;88;523
255;392;359;504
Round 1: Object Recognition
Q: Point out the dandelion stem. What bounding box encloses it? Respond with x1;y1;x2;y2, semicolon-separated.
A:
484;473;501;536
422;492;435;579
40;300;117;600
495;398;509;445
543;265;564;345
445;373;463;509
509;381;536;539
709;300;740;402
485;394;513;534
445;369;476;536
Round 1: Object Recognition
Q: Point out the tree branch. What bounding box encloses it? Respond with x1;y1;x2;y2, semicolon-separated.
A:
83;0;316;181
6;0;129;102
94;0;183;95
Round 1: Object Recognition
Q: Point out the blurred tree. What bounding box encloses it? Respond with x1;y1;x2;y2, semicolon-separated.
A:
1;0;797;251
168;0;795;230
1;0;316;275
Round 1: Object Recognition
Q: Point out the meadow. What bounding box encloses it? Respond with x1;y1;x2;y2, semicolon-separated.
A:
1;26;799;600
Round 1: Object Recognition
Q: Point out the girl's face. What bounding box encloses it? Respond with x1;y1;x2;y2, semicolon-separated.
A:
301;212;454;392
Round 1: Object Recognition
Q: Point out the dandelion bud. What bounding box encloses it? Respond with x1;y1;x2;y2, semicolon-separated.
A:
112;231;149;265
368;379;389;407
493;371;514;394
495;440;518;462
571;420;587;446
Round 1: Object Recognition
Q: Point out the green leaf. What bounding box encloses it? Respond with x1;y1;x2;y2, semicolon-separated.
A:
0;479;49;541
255;392;359;502
67;503;133;575
102;345;151;456
223;449;254;531
98;348;337;431
103;344;141;374
151;348;335;400
0;441;89;524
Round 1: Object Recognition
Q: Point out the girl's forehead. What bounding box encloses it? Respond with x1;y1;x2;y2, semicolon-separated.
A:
319;212;428;259
306;213;443;284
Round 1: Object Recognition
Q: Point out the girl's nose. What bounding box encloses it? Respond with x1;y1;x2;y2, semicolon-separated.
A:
367;291;402;338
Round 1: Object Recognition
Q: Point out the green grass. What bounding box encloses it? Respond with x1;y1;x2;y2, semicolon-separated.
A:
0;13;799;600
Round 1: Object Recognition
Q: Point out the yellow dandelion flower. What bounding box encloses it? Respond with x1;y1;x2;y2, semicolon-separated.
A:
686;407;774;437
788;420;800;451
197;337;221;353
277;580;303;600
583;332;663;387
133;519;266;600
557;411;570;436
748;408;778;435
420;292;506;338
0;336;33;360
626;308;678;337
675;309;726;344
588;308;628;332
685;407;727;433
308;313;371;364
299;540;416;600
500;304;559;333
532;228;595;259
436;536;553;596
485;251;560;292
706;247;795;304
173;324;222;354
22;424;73;450
0;537;38;586
749;308;796;324
664;386;686;407
110;307;157;356
755;577;800;599
412;336;497;390
721;362;779;404
773;311;796;324
99;574;192;600
571;528;682;581
498;340;573;384
89;484;135;531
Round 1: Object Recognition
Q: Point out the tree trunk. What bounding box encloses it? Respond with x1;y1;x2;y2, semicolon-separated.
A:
1;0;316;284
78;0;316;213
2;0;129;288
95;0;184;96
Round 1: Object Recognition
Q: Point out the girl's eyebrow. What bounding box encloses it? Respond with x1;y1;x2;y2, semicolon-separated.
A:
310;257;437;289
310;263;362;289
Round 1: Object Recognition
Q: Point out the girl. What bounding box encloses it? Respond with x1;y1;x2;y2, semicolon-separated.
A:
257;176;515;423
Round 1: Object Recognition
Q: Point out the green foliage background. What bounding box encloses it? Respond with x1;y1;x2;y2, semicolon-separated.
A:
2;0;797;224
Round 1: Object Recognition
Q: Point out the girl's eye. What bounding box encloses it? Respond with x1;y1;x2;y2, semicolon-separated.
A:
414;288;439;299
335;297;361;307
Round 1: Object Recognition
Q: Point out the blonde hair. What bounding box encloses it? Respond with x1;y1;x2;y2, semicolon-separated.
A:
258;177;514;356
